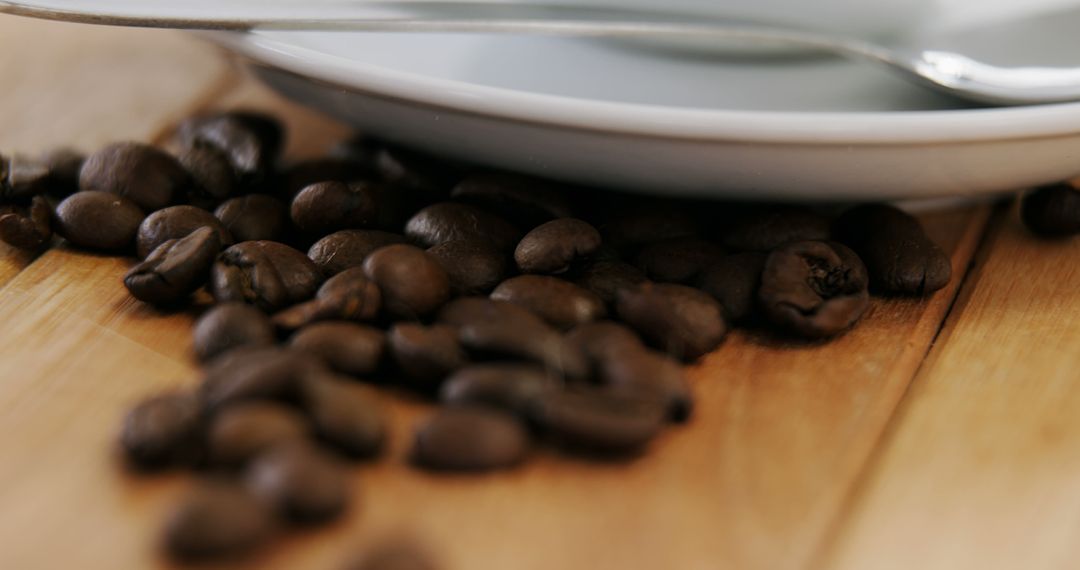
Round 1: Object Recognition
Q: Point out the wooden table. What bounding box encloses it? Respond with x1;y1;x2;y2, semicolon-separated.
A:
2;16;1079;570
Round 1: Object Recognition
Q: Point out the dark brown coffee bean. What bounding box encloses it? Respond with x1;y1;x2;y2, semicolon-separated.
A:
206;401;310;467
426;239;508;296
439;364;557;416
329;134;381;167
697;251;767;322
758;240;870;339
245;441;350;524
564;320;644;375
451;172;575;227
0;195;51;250
38;148;85;200
514;218;601;274
177;111;283;185
721;206;830;251
279;157;372;200
79;142;188;211
308;230;409;277
388;323;469;386
163;480;274;561
412;407;529;471
376;145;460;199
54;190;144;251
214;194;289;243
833;204;952;295
289;322;385;377
179;144;237;209
405;202;522;252
600;349;692;422
363;244;450;319
599;202;699;250
573;259;647;306
633;237;724;283
530;388;666;453
290;181;381;235
491;275;606;330
119;392;202;470
211;241;322;312
1021;183;1080;238
346;537;441;570
124;226;221;305
136;204;233;259
0;153;50;202
192;302;276;363
199;346;323;411
273;267;382;330
615;282;727;361
301;375;387;458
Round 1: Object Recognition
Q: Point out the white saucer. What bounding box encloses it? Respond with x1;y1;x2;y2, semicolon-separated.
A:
210;0;1080;200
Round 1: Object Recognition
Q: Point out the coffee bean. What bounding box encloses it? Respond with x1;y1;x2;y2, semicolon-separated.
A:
279;157;372;200
697;251;767;322
412;407;529;471
179;144;237;209
564;320;643;376
405;202;522;251
177;111;283;186
363;244;450;319
290;181;381;235
1021;183;1080;238
199;346;323;411
215;194;290;243
245;441;350;524
529;388;666;453
329;135;381;168
38;148;85;200
451;172;575;228
514;218;601;275
439;364;557;417
387;323;469;386
163;480;275;561
426;239;508;296
573;259;647;306
206;401;310;467
633;237;724;283
301;375;387;458
720;206;830;251
54;190;144;251
119;392;203;470
273;267;382;330
308;229;408;277
615;282;727;361
136;205;233;259
599;349;692;422
192;302;276;363
758;240;870;339
124;226;221;305
211;241;322;312
289;322;386;377
491;275;606;330
0;153;50;202
599;202;699;250
376;145;460;199
346;537;440;570
0;195;51;250
833;204;952;295
79;142;188;211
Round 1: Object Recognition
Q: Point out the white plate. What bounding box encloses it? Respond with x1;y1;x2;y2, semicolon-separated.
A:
209;0;1080;200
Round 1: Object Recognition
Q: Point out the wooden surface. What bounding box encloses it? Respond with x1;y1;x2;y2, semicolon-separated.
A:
1;16;1078;570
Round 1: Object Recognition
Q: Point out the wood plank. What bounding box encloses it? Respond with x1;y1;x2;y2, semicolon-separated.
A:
821;201;1080;570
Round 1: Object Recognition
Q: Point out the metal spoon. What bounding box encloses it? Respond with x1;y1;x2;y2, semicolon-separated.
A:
4;0;1080;106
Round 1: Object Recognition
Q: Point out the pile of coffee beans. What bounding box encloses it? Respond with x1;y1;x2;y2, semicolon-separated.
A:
4;109;1079;566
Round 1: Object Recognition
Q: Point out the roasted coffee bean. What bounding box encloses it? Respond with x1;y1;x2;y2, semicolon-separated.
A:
615;282;727;361
136;205;233;259
599;202;699;250
600;349;692;422
308;229;408;277
530;387;666;453
412;407;529;472
426;239;508;296
346;537;440;570
0;195;51;250
633;237;724;283
290;181;381;235
514;218;601;274
289;322;385;377
54;190;144;251
564;320;644;375
245;441;350;524
1021;183;1080;238
720;206;830;251
179;144;237;209
329;134;381;167
192;302;276;362
697;251;767;322
124;226;221;305
439;364;557;417
163;480;275;561
273;267;382;330
388;323;469;386
206;401;310;467
279;157;372;200
199;346;323;411
79;142;188;211
451;172;575;227
758;240;869;339
211;241;322;312
214;194;289;243
491;275;606;330
177;111;283;185
405;202;522;252
301;376;387;458
38;148;85;199
363;244;450;319
573;259;647;306
376;145;460;200
119;392;203;470
0;153;50;201
833;204;952;295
